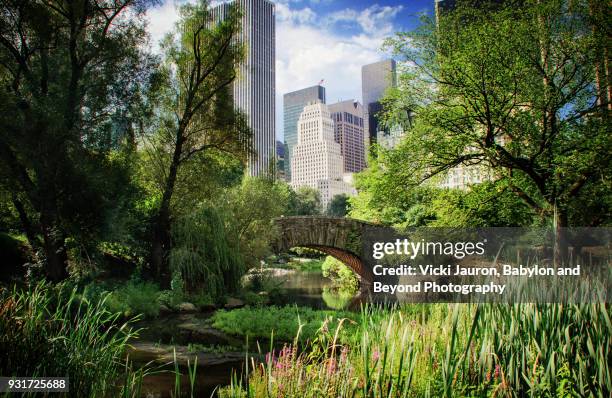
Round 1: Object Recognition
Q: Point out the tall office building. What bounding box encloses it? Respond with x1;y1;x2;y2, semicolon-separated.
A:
291;102;355;209
328;100;366;173
211;0;275;177
283;85;326;180
361;60;397;148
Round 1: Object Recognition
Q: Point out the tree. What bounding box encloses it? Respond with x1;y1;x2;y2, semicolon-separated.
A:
349;152;437;226
384;0;611;255
224;177;290;268
147;0;249;286
288;186;321;216
0;0;154;280
327;194;350;217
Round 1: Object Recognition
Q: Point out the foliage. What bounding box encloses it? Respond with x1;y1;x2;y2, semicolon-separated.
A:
327;194;350;217
429;181;536;227
211;305;357;343
381;0;611;228
170;205;244;299
103;281;161;319
221;302;612;397
351;160;534;227
321;256;359;294
288;186;322;216
290;247;325;258
286;257;324;272
0;0;154;280
0;282;140;397
224;177;290;268
349;156;437;226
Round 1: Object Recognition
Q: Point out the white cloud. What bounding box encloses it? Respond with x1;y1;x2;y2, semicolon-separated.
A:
145;1;184;52
275;3;400;140
145;1;400;141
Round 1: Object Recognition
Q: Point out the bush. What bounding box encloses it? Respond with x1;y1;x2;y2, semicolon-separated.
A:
103;280;161;318
82;279;160;318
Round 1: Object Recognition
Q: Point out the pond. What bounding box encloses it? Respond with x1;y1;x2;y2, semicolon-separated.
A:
130;264;358;397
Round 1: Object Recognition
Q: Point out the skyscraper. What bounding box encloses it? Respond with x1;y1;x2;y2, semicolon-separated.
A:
361;60;397;148
291;101;355;209
211;0;275;177
283;85;326;180
328;100;366;173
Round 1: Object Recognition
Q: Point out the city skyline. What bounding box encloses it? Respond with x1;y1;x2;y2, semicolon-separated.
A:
145;0;436;142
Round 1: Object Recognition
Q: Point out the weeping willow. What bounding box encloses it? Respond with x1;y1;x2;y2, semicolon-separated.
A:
169;206;244;298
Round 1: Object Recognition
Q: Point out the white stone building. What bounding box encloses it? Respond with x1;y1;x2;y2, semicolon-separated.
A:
290;101;356;209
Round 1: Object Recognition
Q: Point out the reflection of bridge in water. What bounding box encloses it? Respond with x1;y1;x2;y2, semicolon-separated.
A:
273;216;380;285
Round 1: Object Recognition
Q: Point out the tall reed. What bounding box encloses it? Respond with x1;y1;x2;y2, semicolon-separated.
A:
219;302;611;397
0;282;140;397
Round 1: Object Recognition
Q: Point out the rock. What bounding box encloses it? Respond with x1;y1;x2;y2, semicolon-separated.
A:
224;297;245;310
158;304;172;314
177;322;241;346
178;302;197;312
127;342;247;368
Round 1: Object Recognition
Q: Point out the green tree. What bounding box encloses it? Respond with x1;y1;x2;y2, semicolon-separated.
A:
0;0;153;280
147;0;249;286
288;186;321;216
327;194;350;217
349;152;437;226
224;177;290;268
383;0;611;241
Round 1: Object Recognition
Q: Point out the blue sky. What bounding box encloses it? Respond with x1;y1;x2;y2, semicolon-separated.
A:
146;0;435;140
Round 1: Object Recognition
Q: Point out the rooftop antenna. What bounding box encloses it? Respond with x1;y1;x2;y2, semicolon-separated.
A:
317;79;324;85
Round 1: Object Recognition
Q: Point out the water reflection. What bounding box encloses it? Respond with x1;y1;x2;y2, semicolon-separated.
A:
269;268;358;310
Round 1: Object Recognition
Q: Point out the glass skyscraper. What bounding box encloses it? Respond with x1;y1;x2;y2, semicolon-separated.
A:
283;85;326;181
361;60;396;147
211;0;275;177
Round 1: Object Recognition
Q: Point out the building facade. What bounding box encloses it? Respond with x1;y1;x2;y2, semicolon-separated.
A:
328;100;366;173
361;59;397;148
283;85;326;181
211;0;275;177
290;102;355;209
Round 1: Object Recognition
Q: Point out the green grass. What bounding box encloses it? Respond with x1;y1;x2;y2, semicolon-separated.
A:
211;305;358;342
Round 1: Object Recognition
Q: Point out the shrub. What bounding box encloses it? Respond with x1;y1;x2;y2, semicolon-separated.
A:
82;279;160;318
104;280;161;318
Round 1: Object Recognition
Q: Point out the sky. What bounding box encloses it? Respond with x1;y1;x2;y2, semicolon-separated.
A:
145;0;435;141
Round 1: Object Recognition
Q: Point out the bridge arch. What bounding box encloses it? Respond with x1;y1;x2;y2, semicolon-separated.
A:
273;216;376;284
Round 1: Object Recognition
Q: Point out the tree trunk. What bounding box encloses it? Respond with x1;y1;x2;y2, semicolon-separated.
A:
150;131;184;289
553;206;568;267
39;209;69;282
11;194;39;251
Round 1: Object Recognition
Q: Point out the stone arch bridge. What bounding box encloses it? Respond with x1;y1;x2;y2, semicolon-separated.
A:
273;216;379;284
